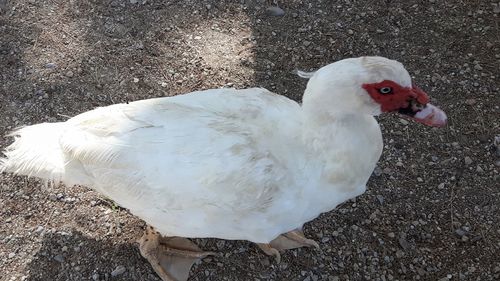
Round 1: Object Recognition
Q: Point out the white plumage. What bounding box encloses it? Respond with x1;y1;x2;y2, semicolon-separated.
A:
0;57;445;244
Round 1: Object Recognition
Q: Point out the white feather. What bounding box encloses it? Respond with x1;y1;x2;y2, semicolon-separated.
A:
0;57;414;243
1;123;66;181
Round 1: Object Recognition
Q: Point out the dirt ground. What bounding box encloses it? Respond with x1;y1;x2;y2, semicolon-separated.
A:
1;0;499;280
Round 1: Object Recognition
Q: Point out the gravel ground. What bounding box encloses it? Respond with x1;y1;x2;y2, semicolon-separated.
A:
1;0;499;281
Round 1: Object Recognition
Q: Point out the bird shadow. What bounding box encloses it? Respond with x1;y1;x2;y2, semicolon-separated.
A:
24;227;320;281
24;230;156;281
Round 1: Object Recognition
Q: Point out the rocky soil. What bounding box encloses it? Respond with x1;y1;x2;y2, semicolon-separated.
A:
1;0;499;281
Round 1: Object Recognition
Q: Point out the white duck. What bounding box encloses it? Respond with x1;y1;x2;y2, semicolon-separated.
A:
1;56;446;281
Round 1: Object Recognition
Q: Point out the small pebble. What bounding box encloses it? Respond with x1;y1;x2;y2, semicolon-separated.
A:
45;63;57;69
464;156;473;165
395;250;404;258
495;5;500;14
398;237;409;250
455;229;467;237
111;265;126;276
266;6;285;16
475;165;484;173
54;254;64;263
465;99;476;106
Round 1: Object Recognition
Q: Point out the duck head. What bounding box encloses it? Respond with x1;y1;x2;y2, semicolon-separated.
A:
301;56;447;127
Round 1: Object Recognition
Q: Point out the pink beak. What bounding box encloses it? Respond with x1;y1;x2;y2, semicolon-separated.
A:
400;85;447;127
411;103;447;127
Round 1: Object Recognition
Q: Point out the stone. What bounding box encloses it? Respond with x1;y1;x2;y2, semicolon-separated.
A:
398;237;409;250
111;265;126;276
464;156;473;165
54;254;64;263
455;229;466;237
45;63;57;69
396;250;404;258
266;6;285;16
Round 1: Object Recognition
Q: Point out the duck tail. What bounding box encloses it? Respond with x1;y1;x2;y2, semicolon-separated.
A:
1;122;67;181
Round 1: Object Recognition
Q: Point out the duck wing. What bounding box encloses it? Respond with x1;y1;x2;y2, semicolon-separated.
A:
60;88;303;240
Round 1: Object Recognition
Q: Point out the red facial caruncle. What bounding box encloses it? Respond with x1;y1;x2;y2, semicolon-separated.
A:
362;80;429;112
362;80;447;127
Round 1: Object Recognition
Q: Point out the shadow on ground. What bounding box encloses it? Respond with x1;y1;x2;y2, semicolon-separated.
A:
25;231;140;281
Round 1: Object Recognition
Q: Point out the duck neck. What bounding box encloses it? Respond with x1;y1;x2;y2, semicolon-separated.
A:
301;101;373;152
299;86;383;195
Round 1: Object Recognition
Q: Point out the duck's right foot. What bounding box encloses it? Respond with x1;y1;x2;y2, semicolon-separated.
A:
257;228;320;264
138;226;216;281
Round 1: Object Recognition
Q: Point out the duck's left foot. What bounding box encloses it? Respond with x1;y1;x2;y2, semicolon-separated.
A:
257;229;319;263
274;229;320;250
257;243;282;263
138;226;216;281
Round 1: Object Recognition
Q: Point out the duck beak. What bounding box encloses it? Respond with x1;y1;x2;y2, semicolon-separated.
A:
398;100;447;127
397;84;447;127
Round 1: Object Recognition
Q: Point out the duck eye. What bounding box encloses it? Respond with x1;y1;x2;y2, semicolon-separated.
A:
378;87;393;94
